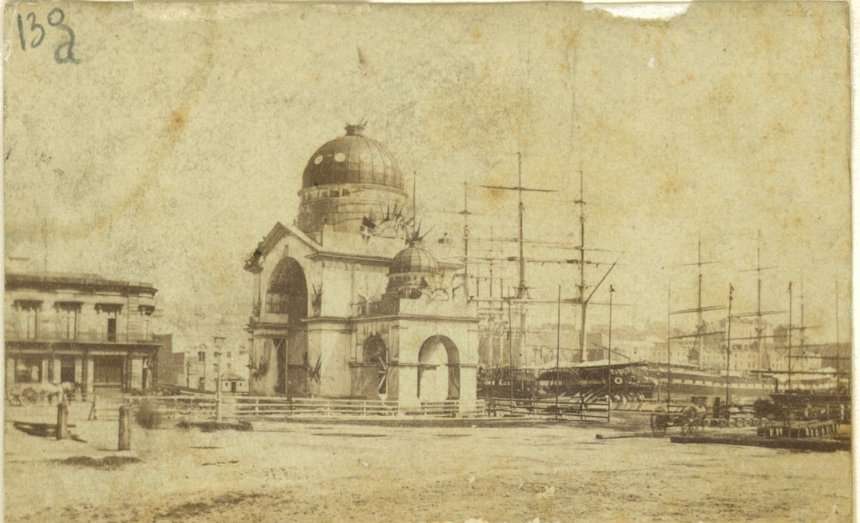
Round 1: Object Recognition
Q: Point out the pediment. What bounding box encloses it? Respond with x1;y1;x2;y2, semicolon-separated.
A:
244;222;322;272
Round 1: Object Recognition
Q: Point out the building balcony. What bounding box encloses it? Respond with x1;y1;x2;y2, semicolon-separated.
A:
5;331;160;346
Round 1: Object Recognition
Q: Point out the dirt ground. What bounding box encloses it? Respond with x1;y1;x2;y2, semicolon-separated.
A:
4;405;852;523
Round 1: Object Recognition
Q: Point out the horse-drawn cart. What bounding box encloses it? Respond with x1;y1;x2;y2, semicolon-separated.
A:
650;405;709;436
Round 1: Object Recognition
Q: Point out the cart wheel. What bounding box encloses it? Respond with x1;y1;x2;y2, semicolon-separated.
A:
650;411;668;437
21;388;38;404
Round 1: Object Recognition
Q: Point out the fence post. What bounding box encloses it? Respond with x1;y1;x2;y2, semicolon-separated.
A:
118;405;131;451
56;402;69;440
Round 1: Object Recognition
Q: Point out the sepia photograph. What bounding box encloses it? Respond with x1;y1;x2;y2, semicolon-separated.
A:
1;1;853;521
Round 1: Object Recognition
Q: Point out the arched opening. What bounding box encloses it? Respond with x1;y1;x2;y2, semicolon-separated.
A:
417;335;460;401
363;335;389;398
266;258;308;323
265;258;308;396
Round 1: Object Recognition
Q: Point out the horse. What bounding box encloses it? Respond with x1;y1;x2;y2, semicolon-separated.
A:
8;382;78;405
679;404;708;434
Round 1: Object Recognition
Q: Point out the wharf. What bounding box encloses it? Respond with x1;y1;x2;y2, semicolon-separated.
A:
670;433;850;452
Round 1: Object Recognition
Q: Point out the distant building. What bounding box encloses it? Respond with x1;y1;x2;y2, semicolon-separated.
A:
180;337;250;394
154;334;187;387
5;272;161;396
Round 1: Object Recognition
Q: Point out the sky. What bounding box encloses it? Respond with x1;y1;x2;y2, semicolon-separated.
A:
3;1;851;347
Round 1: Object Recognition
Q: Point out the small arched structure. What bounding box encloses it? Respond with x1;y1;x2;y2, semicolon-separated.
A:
266;257;308;323
362;335;389;397
417;335;460;401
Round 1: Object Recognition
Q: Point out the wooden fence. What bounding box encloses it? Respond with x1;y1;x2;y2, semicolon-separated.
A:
233;397;401;419
92;396;217;421
84;394;615;423
87;395;487;421
484;396;610;422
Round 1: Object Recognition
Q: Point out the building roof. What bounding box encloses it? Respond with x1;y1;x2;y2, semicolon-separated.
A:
6;272;157;294
301;124;405;192
221;372;246;382
389;244;438;275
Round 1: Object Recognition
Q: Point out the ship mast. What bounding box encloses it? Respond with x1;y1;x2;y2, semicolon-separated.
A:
725;283;734;416
460;179;472;300
478;153;555;367
576;171;587;362
736;230;782;369
570;170;618;362
835;280;841;390
488;227;494;299
671;238;724;370
516;152;527;299
666;284;672;409
753;232;765;367
468;162;617;369
800;279;806;364
787;282;793;391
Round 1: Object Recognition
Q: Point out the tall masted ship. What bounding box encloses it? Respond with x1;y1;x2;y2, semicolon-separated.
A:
478;361;839;406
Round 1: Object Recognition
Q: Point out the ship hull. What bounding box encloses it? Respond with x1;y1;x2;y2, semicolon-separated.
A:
478;362;838;406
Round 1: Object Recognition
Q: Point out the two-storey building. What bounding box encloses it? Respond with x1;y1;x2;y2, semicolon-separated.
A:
5;272;162;397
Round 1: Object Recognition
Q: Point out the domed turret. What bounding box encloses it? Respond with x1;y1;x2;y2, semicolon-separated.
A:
386;243;439;298
302;124;405;190
297;124;408;237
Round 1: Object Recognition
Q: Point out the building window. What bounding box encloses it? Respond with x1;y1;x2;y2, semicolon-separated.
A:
198;351;206;363
15;357;42;383
138;305;155;341
13;300;41;339
63;308;78;339
55;302;82;340
107;317;117;342
96;303;122;342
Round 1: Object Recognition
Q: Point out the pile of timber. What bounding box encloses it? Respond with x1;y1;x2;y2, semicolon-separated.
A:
756;420;838;439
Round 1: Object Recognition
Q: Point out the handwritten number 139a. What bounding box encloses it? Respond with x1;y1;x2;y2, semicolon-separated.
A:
16;8;79;64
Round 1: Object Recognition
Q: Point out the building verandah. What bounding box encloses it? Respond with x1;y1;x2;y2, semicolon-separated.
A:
6;342;157;398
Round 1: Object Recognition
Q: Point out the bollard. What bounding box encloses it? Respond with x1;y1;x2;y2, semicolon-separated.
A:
118;405;131;451
56;402;69;440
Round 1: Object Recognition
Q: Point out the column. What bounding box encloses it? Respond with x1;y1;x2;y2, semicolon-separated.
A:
41;359;50;384
74;357;82;384
283;337;290;399
458;365;477;414
396;364;420;409
124;355;131;392
85;358;94;395
52;357;62;384
6;357;15;391
131;357;143;390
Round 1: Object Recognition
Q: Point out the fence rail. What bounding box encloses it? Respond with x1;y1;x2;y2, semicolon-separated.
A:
234;397;402;419
483;396;610;422
80;393;614;423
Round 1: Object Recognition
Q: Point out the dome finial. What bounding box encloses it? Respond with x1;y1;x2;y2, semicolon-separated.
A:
406;220;430;247
345;120;367;136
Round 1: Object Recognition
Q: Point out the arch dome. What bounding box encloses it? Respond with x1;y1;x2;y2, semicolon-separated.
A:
301;124;405;191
